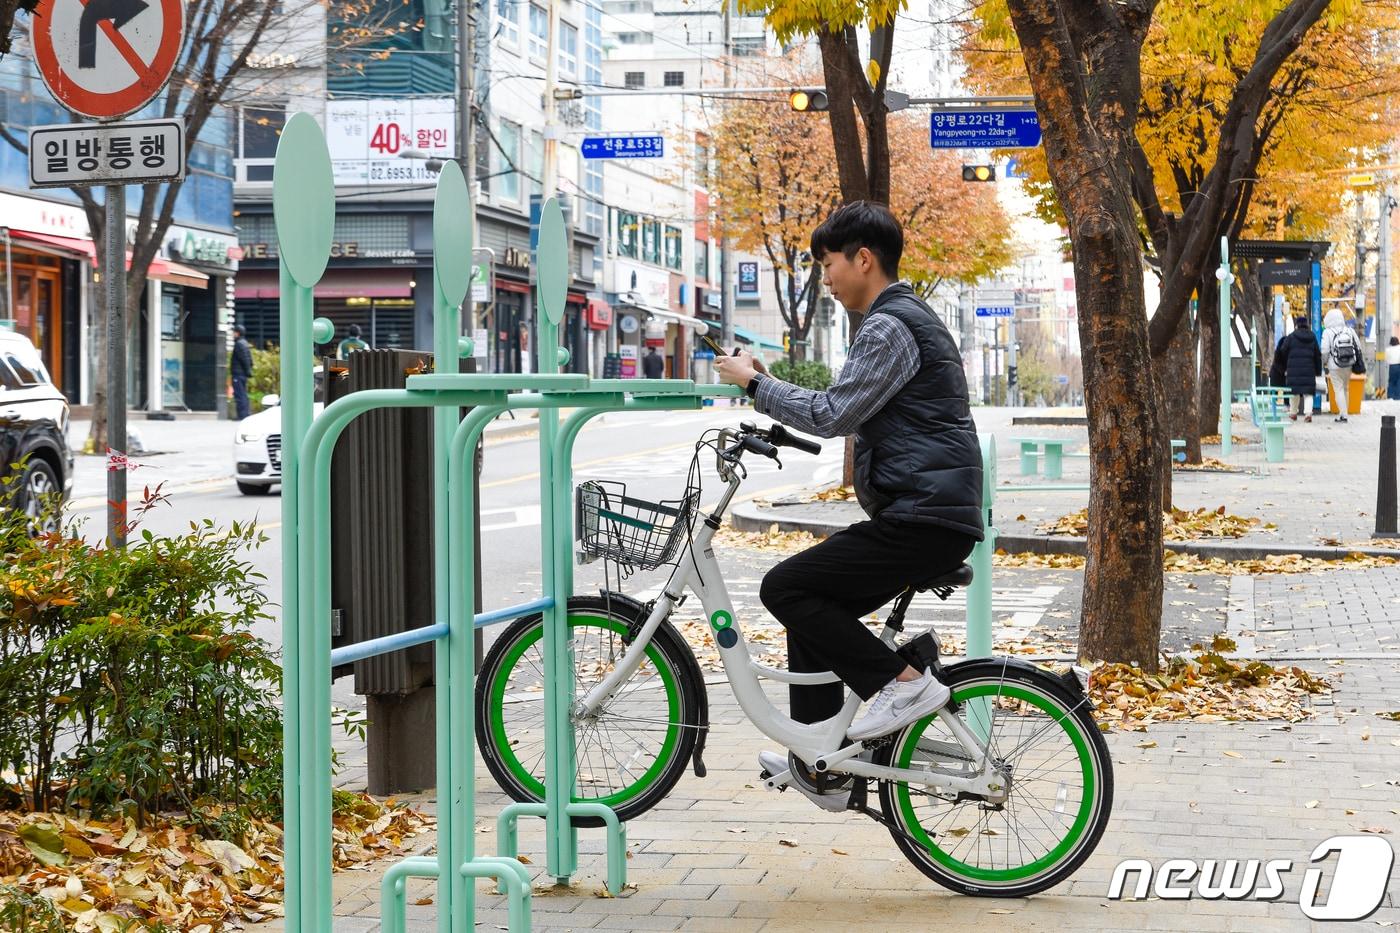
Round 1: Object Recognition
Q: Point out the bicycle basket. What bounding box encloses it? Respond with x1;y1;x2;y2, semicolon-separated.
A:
575;480;699;571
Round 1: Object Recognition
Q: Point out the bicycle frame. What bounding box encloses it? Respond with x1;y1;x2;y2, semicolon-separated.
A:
574;460;1005;799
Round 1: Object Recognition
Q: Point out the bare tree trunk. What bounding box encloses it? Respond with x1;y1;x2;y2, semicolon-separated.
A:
1007;0;1164;672
1158;312;1201;467
1197;273;1222;439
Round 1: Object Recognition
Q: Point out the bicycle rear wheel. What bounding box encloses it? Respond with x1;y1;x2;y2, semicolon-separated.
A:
475;596;706;826
875;658;1113;897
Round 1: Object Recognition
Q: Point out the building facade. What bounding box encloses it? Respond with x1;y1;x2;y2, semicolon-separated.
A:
0;32;238;413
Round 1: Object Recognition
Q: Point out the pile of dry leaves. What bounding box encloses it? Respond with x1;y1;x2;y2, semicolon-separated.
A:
1087;637;1331;732
1199;434;1255;445
1173;457;1237;472
995;548;1400;575
712;524;824;555
0;794;431;931
1037;506;1267;540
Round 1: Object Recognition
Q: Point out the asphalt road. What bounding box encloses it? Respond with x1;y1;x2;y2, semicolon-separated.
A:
65;405;845;708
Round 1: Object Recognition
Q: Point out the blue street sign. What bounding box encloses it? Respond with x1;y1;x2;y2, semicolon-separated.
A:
975;305;1014;318
930;109;1041;149
582;134;664;159
1055;374;1070;385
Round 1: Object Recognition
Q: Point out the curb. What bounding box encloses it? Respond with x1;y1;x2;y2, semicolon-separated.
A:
733;502;1400;561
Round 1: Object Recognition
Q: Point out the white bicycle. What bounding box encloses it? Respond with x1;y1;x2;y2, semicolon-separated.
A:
477;422;1113;897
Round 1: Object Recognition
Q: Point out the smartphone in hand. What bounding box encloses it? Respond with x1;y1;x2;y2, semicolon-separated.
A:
701;334;739;357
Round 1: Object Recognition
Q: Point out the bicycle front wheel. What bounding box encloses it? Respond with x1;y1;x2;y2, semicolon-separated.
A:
475;596;706;826
875;659;1113;897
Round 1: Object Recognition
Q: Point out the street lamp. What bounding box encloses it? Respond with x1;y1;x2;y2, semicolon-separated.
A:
400;148;445;174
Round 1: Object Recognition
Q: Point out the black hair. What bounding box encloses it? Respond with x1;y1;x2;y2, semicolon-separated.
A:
348;324;362;337
809;201;903;279
232;324;244;335
1294;315;1310;329
1390;336;1399;346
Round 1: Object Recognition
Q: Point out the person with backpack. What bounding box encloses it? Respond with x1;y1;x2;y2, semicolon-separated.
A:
1321;309;1361;422
1270;315;1323;422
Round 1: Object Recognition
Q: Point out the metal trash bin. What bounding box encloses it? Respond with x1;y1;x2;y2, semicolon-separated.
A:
328;348;482;794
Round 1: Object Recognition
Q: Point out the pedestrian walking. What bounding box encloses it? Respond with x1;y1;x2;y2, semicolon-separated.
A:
230;324;254;420
337;323;370;360
642;346;665;380
1320;309;1361;422
1386;336;1400;400
1270;315;1322;423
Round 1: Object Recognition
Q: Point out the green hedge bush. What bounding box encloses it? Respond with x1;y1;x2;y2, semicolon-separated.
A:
0;481;282;832
769;359;832;391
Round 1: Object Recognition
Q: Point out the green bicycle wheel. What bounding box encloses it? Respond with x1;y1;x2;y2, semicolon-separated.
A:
875;659;1113;897
475;596;706;827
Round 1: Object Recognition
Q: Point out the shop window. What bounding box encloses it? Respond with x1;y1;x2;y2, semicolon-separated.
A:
642;220;660;265
663;225;683;270
617;211;639;259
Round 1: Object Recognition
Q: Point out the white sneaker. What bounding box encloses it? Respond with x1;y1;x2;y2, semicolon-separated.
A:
758;750;849;813
847;670;950;741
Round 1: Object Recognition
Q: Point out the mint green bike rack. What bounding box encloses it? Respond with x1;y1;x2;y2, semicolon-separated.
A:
275;112;740;932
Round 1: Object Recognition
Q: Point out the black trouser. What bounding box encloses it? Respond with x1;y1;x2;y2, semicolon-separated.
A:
758;515;977;724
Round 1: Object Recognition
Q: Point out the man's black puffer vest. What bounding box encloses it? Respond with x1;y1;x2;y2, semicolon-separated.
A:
852;283;984;539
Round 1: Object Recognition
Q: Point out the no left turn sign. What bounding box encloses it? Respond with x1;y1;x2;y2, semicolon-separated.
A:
31;0;184;120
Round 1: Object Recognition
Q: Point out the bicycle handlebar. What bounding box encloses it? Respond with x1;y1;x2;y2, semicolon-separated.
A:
767;424;821;456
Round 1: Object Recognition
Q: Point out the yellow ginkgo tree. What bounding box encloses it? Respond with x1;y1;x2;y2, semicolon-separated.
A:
965;0;1398;458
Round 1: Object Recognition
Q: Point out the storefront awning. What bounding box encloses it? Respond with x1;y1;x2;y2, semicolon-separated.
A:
152;260;209;289
616;298;708;334
733;324;783;352
233;268;414;300
7;229;94;258
7;229;208;288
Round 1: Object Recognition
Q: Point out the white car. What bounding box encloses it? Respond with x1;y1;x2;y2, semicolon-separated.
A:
232;371;327;495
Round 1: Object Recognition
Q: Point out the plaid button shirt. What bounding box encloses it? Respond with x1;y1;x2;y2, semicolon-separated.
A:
753;308;920;438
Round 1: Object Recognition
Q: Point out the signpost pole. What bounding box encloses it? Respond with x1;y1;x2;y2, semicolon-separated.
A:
105;184;127;548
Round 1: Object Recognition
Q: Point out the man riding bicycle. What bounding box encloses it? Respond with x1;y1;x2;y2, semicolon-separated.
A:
715;201;984;810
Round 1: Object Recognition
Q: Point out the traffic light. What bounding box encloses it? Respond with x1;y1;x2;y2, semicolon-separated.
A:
789;89;829;112
962;164;995;182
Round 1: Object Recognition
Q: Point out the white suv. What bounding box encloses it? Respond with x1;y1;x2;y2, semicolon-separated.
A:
231;370;325;495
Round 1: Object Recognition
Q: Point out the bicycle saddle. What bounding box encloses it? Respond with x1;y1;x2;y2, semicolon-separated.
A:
912;563;974;592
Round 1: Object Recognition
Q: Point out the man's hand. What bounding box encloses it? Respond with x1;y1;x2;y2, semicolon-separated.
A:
714;350;758;388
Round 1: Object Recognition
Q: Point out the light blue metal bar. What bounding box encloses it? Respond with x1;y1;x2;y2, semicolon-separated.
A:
475;597;555;628
331;624;450;667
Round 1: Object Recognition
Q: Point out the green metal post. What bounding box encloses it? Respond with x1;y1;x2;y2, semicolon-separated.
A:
277;261;307;930
272;112;335;932
430;161;474;933
532;199;577;882
1219;237;1234;460
966;435;997;741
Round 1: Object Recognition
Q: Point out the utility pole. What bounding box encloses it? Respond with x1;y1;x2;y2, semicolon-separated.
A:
718;0;733;347
457;0;473;185
1355;185;1368;335
105;186;126;548
1377;182;1393;395
542;0;559;197
1007;313;1018;407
